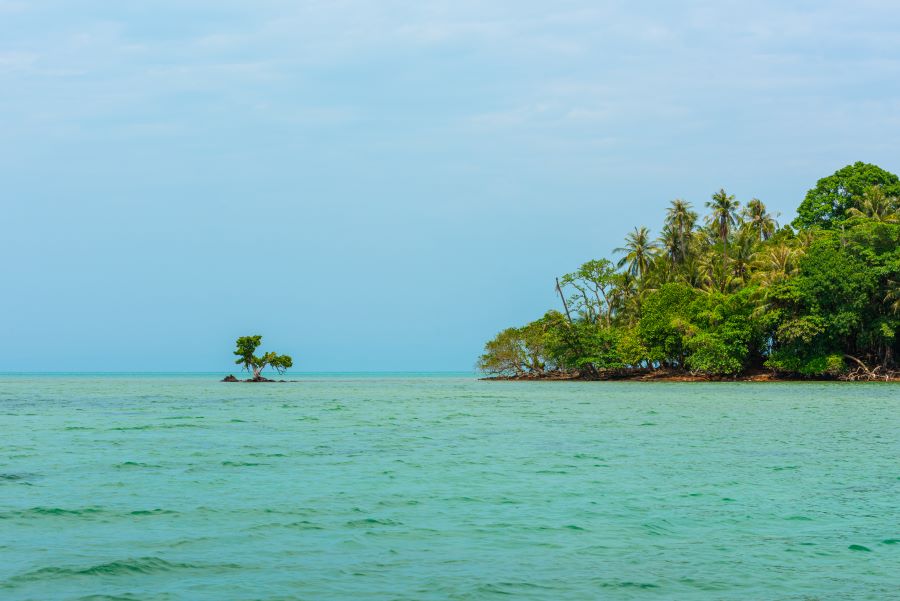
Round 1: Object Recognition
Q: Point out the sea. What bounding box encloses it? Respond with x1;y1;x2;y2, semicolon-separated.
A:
1;373;897;600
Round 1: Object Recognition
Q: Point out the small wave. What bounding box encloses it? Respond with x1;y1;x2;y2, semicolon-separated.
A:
115;462;161;469
77;595;157;601
0;507;106;520
642;521;674;535
129;509;179;516
476;582;557;594
598;580;660;590
221;461;265;467
283;520;325;530
376;498;419;507
246;519;324;531
345;518;402;527
848;544;872;552
109;424;205;431
882;539;899;545
1;507;178;520
9;556;239;583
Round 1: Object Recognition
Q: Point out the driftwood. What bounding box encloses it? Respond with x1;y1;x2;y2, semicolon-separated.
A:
840;355;899;381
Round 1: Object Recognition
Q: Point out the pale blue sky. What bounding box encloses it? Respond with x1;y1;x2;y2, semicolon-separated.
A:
2;1;899;371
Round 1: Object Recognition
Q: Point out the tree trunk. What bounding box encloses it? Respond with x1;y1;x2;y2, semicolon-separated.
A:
599;288;612;326
556;278;574;325
581;291;593;322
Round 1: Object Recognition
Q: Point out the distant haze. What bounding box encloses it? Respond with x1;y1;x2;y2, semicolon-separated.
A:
2;1;899;371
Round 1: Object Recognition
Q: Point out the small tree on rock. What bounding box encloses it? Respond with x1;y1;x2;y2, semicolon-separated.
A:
233;335;293;380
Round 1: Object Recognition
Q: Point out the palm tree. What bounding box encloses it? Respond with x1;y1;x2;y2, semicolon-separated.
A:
609;272;639;323
792;229;815;251
680;253;706;289
659;224;680;267
847;186;899;223
705;188;740;274
697;249;736;293
885;279;900;315
614;226;659;283
664;199;697;263
750;243;804;317
742;198;779;241
751;244;802;288
730;229;757;285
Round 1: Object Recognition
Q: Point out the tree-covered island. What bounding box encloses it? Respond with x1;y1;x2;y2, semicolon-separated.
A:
478;162;899;381
223;335;293;382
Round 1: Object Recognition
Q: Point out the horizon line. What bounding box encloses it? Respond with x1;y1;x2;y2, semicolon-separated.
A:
0;370;478;375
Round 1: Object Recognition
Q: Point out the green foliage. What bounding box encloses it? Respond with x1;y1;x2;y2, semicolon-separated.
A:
479;162;900;379
683;290;760;375
234;335;263;366
571;323;625;370
616;326;648;368
477;327;528;376
615;227;659;281
639;283;696;365
478;314;559;376
684;333;744;375
233;335;294;379
560;259;617;324
766;351;846;377
542;312;624;371
793;162;900;229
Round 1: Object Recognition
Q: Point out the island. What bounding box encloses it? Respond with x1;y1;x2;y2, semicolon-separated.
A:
223;335;294;382
479;162;899;382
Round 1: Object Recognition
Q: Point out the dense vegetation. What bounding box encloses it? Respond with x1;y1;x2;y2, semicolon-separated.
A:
479;162;900;381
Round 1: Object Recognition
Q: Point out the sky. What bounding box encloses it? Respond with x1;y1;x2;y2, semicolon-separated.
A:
2;0;900;371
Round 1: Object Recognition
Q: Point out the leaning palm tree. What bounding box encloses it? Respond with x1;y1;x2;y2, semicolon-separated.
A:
847;185;900;223
664;199;697;263
705;189;740;275
742;198;779;241
614;226;659;284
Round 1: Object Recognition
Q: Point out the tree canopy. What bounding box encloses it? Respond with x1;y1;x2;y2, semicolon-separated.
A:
479;163;900;380
793;162;900;230
233;335;293;381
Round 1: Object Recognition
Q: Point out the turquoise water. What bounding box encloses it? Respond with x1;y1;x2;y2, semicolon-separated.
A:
1;374;897;600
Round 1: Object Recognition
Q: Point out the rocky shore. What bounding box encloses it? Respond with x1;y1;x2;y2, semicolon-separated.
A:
482;367;899;382
221;374;298;383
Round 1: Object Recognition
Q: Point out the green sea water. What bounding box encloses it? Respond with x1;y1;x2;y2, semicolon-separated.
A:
1;374;897;600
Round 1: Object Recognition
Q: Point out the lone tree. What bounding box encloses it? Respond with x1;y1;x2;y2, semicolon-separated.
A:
233;335;293;381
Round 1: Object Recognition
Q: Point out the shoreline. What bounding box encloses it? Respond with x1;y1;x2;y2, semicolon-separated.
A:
481;368;899;383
